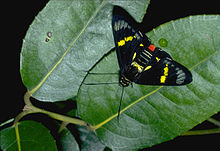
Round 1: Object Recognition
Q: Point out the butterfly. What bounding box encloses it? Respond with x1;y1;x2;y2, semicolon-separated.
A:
112;6;192;88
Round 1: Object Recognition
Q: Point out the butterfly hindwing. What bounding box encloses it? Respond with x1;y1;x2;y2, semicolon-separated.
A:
135;49;192;85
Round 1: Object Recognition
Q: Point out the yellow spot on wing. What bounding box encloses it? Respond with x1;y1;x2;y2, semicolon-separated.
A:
118;40;125;46
132;61;143;72
160;76;166;83
125;36;133;41
156;57;160;62
140;43;144;47
164;64;168;76
160;64;168;83
117;36;136;47
144;65;152;71
132;52;137;60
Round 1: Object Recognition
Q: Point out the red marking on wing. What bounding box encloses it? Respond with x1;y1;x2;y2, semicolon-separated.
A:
148;44;155;52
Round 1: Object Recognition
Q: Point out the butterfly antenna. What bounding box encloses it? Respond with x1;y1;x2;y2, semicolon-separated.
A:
83;82;118;85
117;87;124;120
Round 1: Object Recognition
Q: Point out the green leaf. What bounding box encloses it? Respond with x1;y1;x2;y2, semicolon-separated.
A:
77;15;220;150
0;121;57;151
78;126;106;151
20;0;150;102
59;128;79;151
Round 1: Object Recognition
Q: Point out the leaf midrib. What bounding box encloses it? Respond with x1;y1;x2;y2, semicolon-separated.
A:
29;0;107;95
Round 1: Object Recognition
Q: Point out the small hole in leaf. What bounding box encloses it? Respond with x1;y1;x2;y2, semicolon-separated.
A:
45;37;50;42
47;32;52;38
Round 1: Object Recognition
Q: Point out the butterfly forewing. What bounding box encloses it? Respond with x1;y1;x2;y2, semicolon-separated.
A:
112;6;192;86
112;6;151;71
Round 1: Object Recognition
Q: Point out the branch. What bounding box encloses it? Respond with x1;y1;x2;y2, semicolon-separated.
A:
13;91;95;151
182;128;220;136
207;118;220;127
14;91;95;131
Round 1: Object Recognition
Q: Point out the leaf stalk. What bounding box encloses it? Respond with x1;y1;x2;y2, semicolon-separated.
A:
207;118;220;127
13;91;95;151
22;92;94;130
182;128;220;136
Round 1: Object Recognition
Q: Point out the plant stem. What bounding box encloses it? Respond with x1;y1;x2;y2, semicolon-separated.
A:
14;110;32;124
13;91;95;151
14;123;21;151
58;121;69;133
14;91;95;131
24;91;32;106
182;128;220;136
31;105;94;130
207;118;220;127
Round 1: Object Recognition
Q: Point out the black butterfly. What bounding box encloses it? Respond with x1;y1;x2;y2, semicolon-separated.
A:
112;6;192;87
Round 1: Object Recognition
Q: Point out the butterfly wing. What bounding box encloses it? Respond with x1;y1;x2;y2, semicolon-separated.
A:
112;6;151;71
135;49;192;85
112;6;192;86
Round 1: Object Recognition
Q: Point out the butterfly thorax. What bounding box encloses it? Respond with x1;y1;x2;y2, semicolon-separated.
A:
119;51;154;87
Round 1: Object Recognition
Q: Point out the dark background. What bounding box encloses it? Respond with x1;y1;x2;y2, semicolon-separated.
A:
3;0;220;150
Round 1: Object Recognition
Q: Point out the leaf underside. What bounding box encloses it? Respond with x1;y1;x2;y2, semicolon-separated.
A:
77;15;220;150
